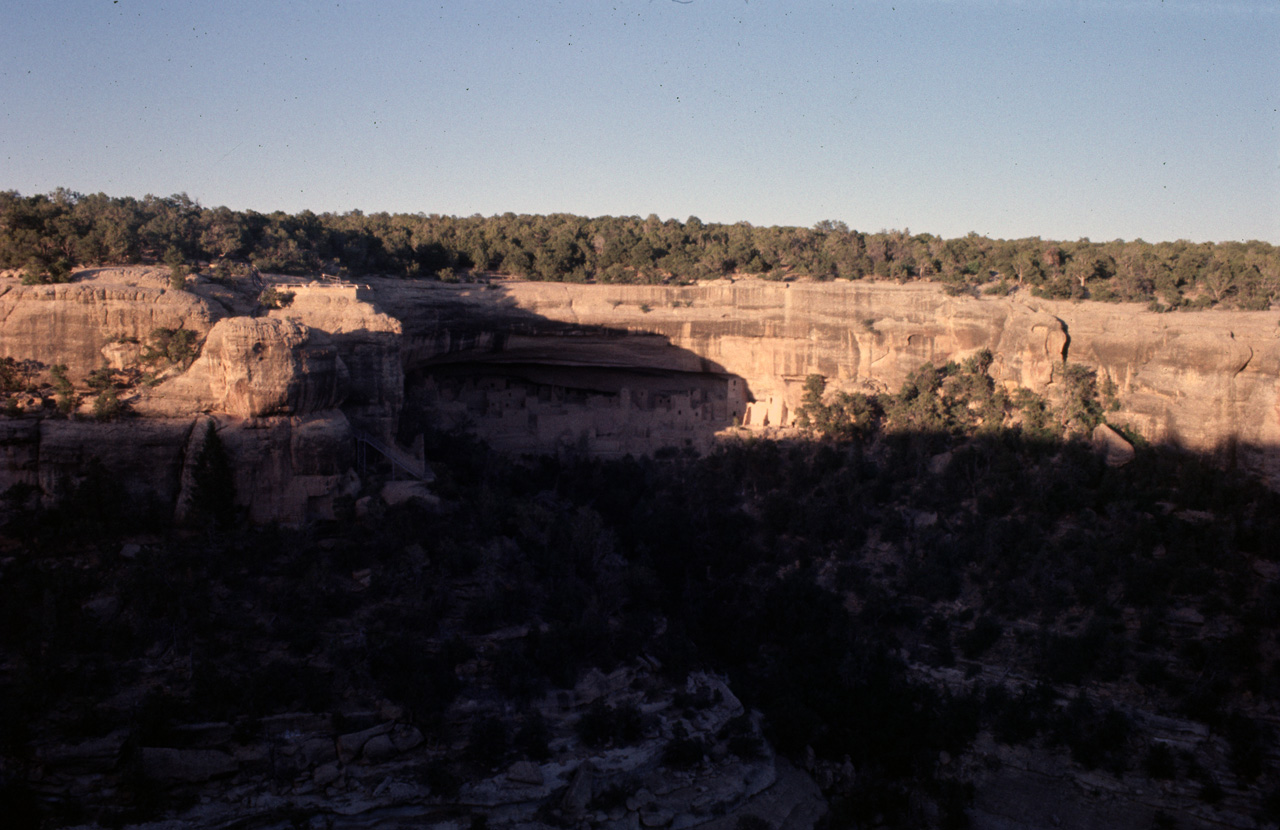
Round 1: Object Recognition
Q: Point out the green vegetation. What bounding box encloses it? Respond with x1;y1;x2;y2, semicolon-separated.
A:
256;286;295;309
3;329;1280;825
190;423;235;527
86;365;126;421
797;350;1110;445
0;357;41;394
164;246;188;291
49;363;77;414
142;326;199;368
3;189;1278;307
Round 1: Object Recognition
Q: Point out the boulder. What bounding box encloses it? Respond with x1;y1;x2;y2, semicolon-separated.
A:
313;762;342;787
139;317;348;419
361;734;398;763
381;480;438;508
1092;423;1135;467
390;724;425;753
562;762;595;815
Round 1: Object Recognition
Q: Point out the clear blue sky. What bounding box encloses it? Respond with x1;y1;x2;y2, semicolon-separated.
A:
2;0;1277;243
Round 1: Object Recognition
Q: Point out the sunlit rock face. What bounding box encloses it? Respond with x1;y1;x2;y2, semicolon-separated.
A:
4;267;1280;521
267;282;404;438
0;268;223;376
0;271;368;524
373;277;1280;484
136;317;348;419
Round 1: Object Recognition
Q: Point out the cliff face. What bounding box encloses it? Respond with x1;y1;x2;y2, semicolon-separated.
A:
3;268;1280;522
0;268;224;377
372;278;1280;484
0;271;382;524
135;317;349;419
267;283;405;437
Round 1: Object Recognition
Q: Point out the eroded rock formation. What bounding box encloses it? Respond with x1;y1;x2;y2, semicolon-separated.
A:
135;317;349;419
369;278;1280;485
4;267;1280;522
266;281;405;437
0;270;392;524
0;267;223;375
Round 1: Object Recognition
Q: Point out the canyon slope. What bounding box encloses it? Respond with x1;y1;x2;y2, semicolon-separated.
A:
3;268;1280;523
371;277;1280;482
6;267;1280;830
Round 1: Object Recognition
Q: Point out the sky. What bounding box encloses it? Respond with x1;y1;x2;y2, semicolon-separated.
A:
1;0;1277;243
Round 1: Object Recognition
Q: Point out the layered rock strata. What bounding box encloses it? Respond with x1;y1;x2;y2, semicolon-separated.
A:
0;271;384;524
371;278;1280;485
4;268;1280;519
0;268;223;375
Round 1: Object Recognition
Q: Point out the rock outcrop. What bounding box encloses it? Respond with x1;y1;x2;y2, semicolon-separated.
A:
267;281;405;438
136;317;348;419
0;270;383;523
5;267;1280;520
370;278;1280;486
22;660;819;830
174;411;359;524
0;268;223;378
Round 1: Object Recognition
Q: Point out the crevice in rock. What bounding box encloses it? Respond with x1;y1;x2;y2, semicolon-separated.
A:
1234;344;1253;376
1054;316;1071;363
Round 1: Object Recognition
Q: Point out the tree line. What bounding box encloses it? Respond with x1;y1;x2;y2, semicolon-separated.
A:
3;188;1278;309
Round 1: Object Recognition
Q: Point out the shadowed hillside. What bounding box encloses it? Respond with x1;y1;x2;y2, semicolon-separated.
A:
4;362;1280;829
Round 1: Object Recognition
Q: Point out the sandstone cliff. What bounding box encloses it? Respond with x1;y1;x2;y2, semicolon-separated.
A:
134;317;349;419
0;270;386;524
4;268;1280;519
370;278;1280;485
0;267;224;379
266;281;405;437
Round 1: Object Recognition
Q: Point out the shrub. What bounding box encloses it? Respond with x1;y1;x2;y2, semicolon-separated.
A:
164;247;187;291
258;287;295;309
514;711;552;761
465;716;510;770
92;389;123;421
191;423;235;526
728;734;766;760
49;363;77;413
21;256;72;285
143;327;199;367
420;761;461;799
1199;776;1224;805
